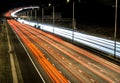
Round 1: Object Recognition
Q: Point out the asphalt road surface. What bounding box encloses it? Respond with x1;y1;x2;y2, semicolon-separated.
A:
7;20;44;83
7;19;120;83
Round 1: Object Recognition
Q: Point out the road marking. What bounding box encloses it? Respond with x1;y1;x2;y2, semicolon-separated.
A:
6;24;18;83
69;63;72;65
78;69;82;73
100;69;104;72
90;79;95;82
47;58;49;60
59;71;62;73
68;80;71;83
11;27;46;83
52;64;55;66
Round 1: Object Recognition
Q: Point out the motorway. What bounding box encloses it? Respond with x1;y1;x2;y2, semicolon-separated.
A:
11;6;120;57
7;19;120;83
18;19;120;57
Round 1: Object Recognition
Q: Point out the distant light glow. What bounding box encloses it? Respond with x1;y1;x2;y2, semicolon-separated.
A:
67;0;70;3
48;3;51;6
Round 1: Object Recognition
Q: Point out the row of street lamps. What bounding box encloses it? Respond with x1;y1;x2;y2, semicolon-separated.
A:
19;0;118;58
25;0;77;29
26;0;76;34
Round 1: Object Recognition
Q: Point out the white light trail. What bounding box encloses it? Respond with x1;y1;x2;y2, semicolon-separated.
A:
17;19;120;57
13;7;120;58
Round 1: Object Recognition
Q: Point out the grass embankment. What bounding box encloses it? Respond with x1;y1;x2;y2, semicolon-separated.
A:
0;22;12;83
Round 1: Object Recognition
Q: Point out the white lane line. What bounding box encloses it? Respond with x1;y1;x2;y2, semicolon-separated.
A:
78;69;82;73
11;27;46;83
6;24;18;83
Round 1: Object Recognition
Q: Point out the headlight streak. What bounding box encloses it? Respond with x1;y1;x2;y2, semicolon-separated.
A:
17;17;120;58
74;33;120;52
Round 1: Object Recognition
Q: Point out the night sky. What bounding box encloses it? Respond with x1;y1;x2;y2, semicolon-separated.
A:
0;0;119;25
0;0;115;13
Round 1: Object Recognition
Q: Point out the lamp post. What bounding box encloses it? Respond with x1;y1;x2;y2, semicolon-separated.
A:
114;0;118;58
33;7;39;21
42;7;44;24
48;3;55;33
67;0;76;41
26;11;28;17
28;10;31;23
53;5;55;33
35;8;37;21
30;9;33;21
72;1;76;30
67;0;76;30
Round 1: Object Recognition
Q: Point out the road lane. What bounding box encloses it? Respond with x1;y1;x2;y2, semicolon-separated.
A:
8;19;120;83
13;21;98;82
7;20;44;83
8;20;69;83
23;22;120;82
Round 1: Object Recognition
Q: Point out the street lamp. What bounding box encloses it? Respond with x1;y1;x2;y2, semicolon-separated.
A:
114;0;118;58
32;7;39;21
30;7;39;21
26;10;30;21
67;0;76;30
42;7;44;24
35;8;37;21
67;0;77;41
27;10;31;23
53;5;55;33
48;3;55;33
30;9;33;21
